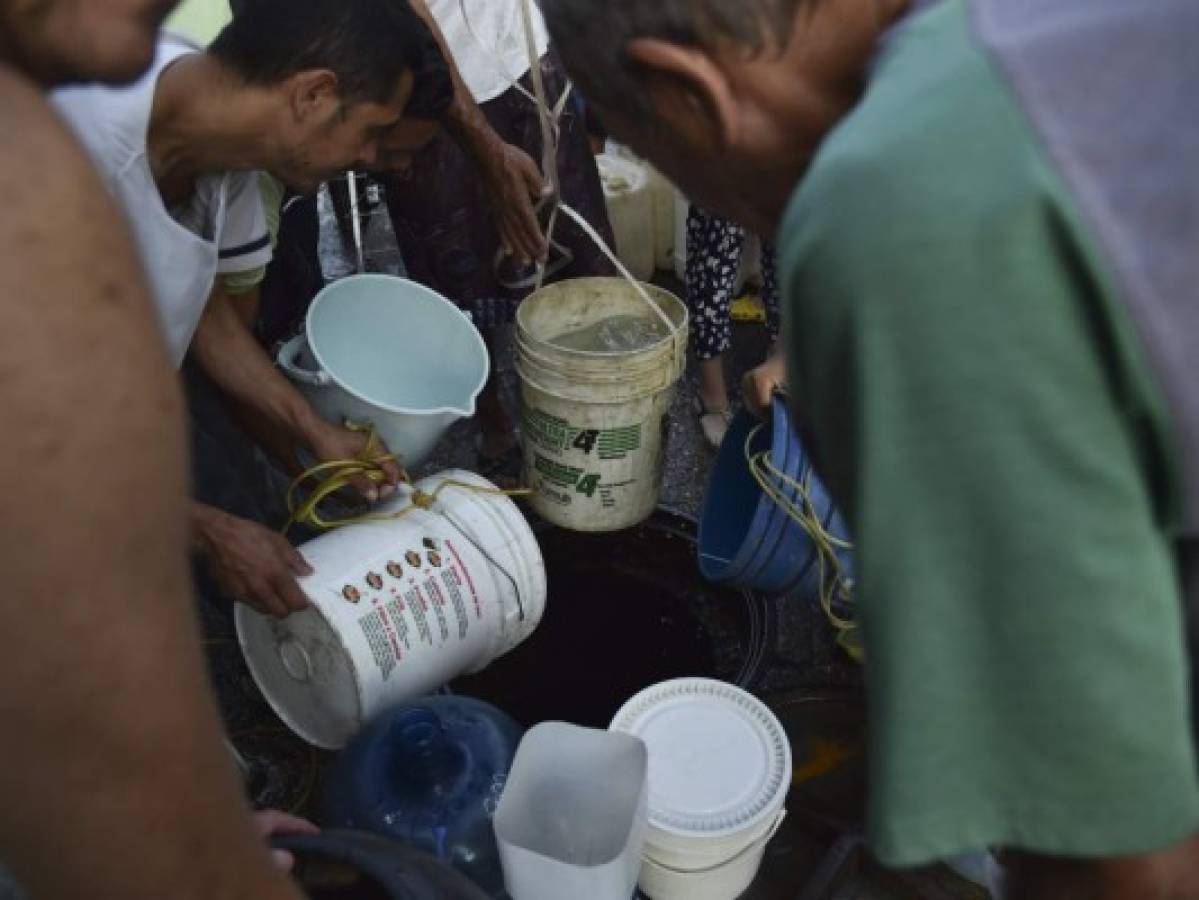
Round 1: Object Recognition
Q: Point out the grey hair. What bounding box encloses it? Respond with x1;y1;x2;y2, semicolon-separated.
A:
539;0;811;112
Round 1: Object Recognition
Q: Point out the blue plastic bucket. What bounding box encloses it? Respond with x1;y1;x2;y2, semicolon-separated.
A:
698;397;852;597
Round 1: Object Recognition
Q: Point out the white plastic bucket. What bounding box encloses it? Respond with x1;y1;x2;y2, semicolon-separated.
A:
638;811;785;900
495;722;649;900
610;679;791;900
515;278;688;533
277;274;489;471
597;154;655;282
609;142;678;272
673;192;689;282
236;470;546;749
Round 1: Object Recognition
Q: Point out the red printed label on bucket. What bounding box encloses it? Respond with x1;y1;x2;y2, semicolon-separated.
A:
423;576;451;643
330;535;488;681
357;597;406;681
405;585;434;646
444;540;483;621
440;566;473;639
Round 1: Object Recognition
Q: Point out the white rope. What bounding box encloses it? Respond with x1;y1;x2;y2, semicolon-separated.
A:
347;170;365;273
457;0;685;355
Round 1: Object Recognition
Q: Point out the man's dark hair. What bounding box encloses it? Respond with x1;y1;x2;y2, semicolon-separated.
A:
211;0;430;106
404;28;454;121
539;0;810;112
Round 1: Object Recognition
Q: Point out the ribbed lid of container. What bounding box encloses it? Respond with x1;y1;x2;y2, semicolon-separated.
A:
610;678;791;841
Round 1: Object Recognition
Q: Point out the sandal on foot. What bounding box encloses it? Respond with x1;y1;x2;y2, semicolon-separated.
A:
699;408;734;450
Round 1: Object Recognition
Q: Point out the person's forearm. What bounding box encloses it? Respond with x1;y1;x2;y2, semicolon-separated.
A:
0;68;300;900
191;283;322;451
1005;844;1199;900
226;280;263;331
407;0;507;164
191;500;228;554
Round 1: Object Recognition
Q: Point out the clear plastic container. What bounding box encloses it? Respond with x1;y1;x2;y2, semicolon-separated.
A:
494;722;648;900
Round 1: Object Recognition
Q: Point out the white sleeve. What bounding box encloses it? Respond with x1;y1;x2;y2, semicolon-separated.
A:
217;171;273;275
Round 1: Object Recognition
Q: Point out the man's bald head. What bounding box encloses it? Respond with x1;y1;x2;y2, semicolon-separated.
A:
541;0;897;236
540;0;811;114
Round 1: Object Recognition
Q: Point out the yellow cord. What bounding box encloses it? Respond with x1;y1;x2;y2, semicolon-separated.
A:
745;424;863;663
282;424;531;533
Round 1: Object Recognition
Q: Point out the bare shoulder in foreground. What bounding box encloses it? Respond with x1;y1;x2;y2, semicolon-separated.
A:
0;66;302;900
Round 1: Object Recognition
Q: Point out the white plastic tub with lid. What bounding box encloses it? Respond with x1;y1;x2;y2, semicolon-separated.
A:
610;678;791;900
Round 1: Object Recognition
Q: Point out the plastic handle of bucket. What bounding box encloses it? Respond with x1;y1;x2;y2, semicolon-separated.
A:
643;810;788;876
277;334;333;388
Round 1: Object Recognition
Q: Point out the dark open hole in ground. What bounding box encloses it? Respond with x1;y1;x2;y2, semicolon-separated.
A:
453;508;775;728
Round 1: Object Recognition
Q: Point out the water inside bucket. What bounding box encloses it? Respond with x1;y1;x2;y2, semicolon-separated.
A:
307;276;488;414
549;315;671;353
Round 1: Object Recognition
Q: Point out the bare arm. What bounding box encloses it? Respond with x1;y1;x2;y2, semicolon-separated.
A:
741;347;787;419
191;283;323;464
407;0;549;264
0;68;300;900
1003;842;1199;900
188;286;402;618
189;283;400;492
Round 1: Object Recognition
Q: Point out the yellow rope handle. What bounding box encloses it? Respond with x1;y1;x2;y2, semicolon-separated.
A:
283;423;531;533
745;424;863;663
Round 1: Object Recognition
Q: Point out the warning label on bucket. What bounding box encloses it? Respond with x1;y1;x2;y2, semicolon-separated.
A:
524;409;642;462
405;586;434;646
424;577;451;643
358;600;406;681
440;569;472;639
338;538;489;681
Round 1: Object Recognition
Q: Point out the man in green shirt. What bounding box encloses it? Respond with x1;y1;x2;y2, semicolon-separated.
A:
540;0;1199;894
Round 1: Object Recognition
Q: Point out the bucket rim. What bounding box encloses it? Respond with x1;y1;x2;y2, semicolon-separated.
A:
234;600;363;750
305;273;490;418
515;278;689;360
697;410;781;582
610;678;791;841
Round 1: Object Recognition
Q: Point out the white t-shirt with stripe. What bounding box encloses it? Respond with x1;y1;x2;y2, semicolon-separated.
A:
52;39;271;366
427;0;550;104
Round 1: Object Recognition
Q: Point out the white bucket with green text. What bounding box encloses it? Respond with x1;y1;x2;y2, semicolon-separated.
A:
516;278;688;532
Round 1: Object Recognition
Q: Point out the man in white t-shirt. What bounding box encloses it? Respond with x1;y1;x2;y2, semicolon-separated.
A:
425;0;550;105
386;0;614;481
53;0;451;618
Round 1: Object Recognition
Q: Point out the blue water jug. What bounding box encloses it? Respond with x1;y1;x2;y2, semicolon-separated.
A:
321;696;522;898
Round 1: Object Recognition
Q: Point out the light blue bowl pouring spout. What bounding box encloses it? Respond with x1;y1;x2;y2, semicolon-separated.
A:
277;274;491;470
